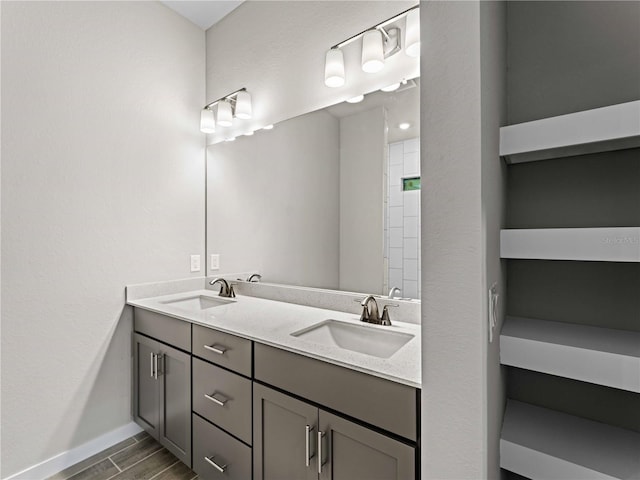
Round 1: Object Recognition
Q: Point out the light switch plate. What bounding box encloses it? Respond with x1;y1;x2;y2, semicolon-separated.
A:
210;254;220;270
190;255;201;272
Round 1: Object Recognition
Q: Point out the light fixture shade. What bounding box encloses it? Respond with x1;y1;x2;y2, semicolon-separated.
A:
405;9;420;58
217;100;233;127
200;108;215;133
324;48;345;87
346;94;365;103
235;90;252;119
362;29;384;73
381;83;400;92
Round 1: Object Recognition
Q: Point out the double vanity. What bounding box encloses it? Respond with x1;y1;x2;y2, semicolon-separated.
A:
127;280;421;480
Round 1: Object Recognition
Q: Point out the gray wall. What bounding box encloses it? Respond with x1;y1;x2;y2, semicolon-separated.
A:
339;107;385;294
504;0;640;467
507;1;640;123
420;1;507;477
206;109;340;289
1;2;205;476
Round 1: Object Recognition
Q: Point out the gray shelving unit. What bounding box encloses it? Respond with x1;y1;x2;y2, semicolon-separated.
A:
499;102;640;480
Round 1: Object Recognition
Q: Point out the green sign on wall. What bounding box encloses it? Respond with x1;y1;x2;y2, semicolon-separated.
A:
402;177;421;191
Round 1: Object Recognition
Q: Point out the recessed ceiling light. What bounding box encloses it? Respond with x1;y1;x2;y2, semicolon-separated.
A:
263;124;274;130
346;95;365;103
399;122;411;130
381;83;400;92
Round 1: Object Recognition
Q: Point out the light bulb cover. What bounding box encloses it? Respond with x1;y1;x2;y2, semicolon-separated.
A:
263;124;274;130
324;48;345;88
235;90;252;119
217;100;233;127
381;83;401;92
362;29;384;73
405;9;420;58
346;95;365;103
200;108;215;133
399;122;411;130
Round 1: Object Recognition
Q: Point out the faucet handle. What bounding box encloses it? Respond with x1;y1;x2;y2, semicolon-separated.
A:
380;304;399;326
228;282;237;298
354;299;371;322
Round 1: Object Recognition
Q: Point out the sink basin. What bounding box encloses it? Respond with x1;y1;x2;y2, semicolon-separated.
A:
291;320;414;359
160;295;233;311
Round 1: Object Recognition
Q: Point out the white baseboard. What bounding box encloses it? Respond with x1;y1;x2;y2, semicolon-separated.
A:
4;422;143;480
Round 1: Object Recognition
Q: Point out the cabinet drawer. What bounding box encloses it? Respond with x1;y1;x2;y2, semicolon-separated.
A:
193;414;252;480
192;324;252;377
193;358;252;445
134;308;191;352
255;343;418;441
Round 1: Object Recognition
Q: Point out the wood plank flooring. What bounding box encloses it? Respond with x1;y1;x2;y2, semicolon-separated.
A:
47;432;198;480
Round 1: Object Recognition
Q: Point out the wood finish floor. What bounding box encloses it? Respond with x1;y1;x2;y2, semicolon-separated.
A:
47;432;198;480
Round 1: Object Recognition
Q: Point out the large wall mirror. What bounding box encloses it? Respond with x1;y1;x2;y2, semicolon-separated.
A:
206;78;420;299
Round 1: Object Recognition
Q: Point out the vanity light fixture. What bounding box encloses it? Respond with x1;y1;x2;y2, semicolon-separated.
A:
200;87;252;132
323;5;418;87
346;94;365;103
262;124;274;130
200;108;215;133
244;131;254;136
399;122;411;130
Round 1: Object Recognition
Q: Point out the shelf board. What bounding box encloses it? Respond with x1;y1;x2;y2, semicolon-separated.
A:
501;316;640;393
501;400;640;480
500;227;640;262
500;101;640;163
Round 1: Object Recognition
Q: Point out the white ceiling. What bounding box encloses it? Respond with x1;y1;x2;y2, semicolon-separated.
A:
160;1;244;30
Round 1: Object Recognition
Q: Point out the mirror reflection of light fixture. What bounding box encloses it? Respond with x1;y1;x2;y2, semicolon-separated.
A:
323;5;418;88
399;122;411;130
199;87;252;132
346;94;365;103
405;9;420;58
200;108;215;133
362;29;385;73
324;48;345;87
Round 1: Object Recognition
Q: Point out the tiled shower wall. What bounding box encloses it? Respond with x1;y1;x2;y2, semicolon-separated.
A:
385;137;421;299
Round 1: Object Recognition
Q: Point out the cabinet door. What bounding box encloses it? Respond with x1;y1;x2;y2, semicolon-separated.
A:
254;383;317;480
158;342;192;467
318;410;415;480
133;333;160;439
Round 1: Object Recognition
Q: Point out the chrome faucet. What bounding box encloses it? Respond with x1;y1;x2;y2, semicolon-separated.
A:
209;278;236;298
247;273;262;283
388;287;402;299
358;295;398;326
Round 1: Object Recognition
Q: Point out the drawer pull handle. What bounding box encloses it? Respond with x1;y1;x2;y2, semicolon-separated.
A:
204;344;227;355
317;430;326;474
204;456;227;473
150;352;155;378
305;425;315;467
204;392;228;406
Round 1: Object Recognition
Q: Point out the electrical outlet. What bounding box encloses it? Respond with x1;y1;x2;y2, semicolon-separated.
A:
190;255;201;273
210;254;220;270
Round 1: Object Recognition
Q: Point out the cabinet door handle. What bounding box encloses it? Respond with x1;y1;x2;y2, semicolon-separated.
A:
153;353;159;379
305;425;315;467
317;430;325;474
150;352;155;378
204;455;227;473
204;344;227;355
204;392;228;406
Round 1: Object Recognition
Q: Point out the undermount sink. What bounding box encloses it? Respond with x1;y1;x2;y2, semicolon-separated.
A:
160;295;234;311
291;320;414;359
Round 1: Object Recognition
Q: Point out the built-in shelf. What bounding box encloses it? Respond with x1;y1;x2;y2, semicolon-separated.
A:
501;316;640;393
501;400;640;480
500;227;640;262
500;100;640;163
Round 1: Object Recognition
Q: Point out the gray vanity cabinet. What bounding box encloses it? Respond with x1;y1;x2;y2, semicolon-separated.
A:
253;383;415;480
133;331;192;467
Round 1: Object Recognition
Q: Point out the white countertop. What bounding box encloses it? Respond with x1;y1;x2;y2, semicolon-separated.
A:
127;289;421;388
